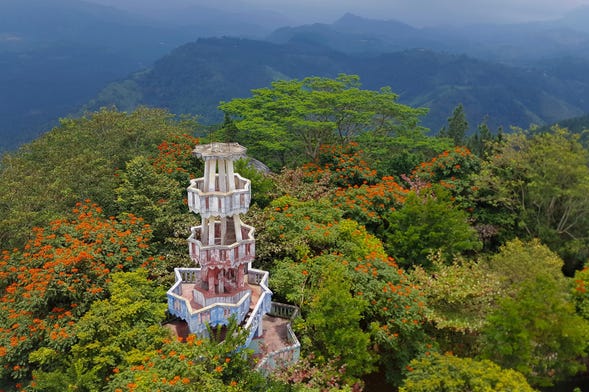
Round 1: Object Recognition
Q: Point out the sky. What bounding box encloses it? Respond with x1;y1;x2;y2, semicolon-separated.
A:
87;0;589;26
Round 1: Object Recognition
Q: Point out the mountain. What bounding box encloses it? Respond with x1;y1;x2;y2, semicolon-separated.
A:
84;37;589;133
3;8;589;151
268;13;589;64
0;0;282;151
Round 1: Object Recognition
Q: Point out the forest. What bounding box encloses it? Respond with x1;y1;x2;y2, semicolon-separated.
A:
2;74;589;391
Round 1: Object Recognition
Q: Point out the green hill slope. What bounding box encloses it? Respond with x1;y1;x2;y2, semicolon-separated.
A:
86;37;589;133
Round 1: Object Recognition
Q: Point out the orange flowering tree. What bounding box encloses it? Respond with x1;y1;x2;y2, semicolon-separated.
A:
0;201;153;385
409;146;481;211
261;196;429;385
300;142;409;230
104;320;271;391
574;266;589;320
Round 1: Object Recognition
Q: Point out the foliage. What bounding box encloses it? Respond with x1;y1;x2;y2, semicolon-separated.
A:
466;119;502;158
115;156;186;244
486;238;563;296
296;256;375;379
481;239;589;386
380;187;481;269
482;277;589;387
473;127;589;273
409;254;500;356
233;158;276;209
104;322;271;392
573;265;589;320
409;146;481;212
264;197;428;385
304;142;379;188
399;352;537;392
271;353;358;391
332;176;407;230
219;74;426;170
0;201;153;384
355;130;453;178
0;107;196;249
439;104;469;146
31;270;168;391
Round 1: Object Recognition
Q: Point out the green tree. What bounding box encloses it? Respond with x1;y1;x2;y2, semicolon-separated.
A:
439;104;468;146
219;74;427;170
297;256;375;379
482;277;589;387
481;239;589;386
466;118;502;158
473;127;589;273
380;186;481;269
0;107;197;249
115;156;187;244
410;255;501;356
399;353;537;392
263;197;428;385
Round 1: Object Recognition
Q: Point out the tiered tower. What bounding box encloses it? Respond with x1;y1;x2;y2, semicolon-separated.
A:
167;143;271;338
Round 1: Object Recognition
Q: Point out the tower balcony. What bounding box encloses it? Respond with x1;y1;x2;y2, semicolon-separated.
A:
188;222;255;268
187;174;251;218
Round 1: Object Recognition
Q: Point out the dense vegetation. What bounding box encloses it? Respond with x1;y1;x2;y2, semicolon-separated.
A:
85;36;589;136
2;76;589;391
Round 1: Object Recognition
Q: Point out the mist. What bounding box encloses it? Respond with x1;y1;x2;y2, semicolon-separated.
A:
85;0;589;27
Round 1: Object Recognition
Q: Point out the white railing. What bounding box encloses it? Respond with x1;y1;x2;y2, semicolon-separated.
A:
167;267;252;336
192;288;250;308
243;269;272;348
256;302;301;375
188;224;255;268
187;174;251;218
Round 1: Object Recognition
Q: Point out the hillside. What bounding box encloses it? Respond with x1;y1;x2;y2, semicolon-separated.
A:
268;13;589;64
85;37;589;133
0;0;279;151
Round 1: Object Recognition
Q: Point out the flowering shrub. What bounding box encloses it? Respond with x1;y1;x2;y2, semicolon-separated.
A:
0;201;153;384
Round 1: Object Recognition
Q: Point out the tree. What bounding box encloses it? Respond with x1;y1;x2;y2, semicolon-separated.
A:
297;256;375;379
0;107;197;249
380;186;481;269
439;104;468;146
482;277;589;387
481;239;589;387
0;201;154;385
115;156;186;243
399;353;537;392
466;118;502;158
31;270;169;391
219;74;427;170
262;196;429;385
473;127;589;273
409;255;501;356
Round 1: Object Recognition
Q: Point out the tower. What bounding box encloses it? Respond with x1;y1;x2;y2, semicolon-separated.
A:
167;143;271;339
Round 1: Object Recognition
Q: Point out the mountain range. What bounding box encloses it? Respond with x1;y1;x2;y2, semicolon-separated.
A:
1;2;589;151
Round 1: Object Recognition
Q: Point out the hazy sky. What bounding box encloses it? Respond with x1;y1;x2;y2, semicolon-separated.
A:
87;0;589;26
245;0;589;25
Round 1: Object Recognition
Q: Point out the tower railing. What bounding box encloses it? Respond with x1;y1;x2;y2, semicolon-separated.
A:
188;224;255;268
256;302;301;375
187;174;251;218
243;269;272;348
167;268;252;336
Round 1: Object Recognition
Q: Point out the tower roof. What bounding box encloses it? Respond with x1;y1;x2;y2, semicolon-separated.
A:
192;142;247;161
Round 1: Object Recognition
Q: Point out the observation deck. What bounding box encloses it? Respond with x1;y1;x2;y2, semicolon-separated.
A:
187;174;251;218
188;222;255;269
